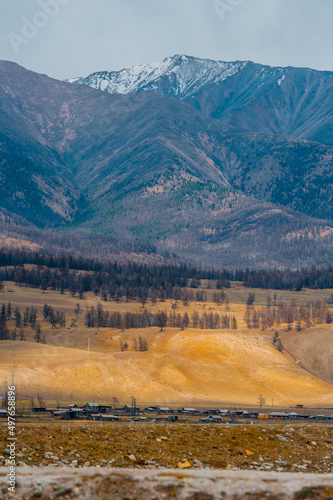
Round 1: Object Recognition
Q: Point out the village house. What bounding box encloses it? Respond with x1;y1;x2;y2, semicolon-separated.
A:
247;412;259;418
202;408;219;415
70;408;87;419
51;410;70;419
84;403;99;413
268;412;288;419
232;410;247;417
98;405;113;414
218;409;231;417
199;415;222;423
287;412;300;419
158;407;171;414
123;404;140;414
180;408;200;415
144;407;160;413
89;413;120;421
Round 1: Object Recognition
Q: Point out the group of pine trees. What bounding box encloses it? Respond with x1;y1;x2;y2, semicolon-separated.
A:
0;266;227;304
42;304;66;328
0;248;230;298
3;247;333;294
85;304;237;331
0;301;68;343
0;302;43;342
120;337;149;352
0;258;231;308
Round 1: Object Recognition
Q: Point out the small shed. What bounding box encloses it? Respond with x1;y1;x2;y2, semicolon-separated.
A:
101;415;120;421
32;407;47;413
89;413;103;421
168;415;178;422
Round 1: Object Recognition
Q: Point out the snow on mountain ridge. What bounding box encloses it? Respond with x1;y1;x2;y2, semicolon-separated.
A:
69;55;246;98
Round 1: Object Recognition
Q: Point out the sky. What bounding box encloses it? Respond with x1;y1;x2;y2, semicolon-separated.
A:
1;0;333;80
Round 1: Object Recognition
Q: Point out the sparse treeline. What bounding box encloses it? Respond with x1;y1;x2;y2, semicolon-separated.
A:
0;302;43;342
85;304;237;331
0;301;67;342
232;268;333;290
245;301;331;330
42;304;66;328
120;337;149;352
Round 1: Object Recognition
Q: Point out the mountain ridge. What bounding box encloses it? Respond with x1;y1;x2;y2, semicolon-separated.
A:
67;55;247;98
1;60;333;268
69;55;333;145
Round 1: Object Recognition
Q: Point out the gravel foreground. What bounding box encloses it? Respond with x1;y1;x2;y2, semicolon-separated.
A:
0;467;333;500
1;423;332;472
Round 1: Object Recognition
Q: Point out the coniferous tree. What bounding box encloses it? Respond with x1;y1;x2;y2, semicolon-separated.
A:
20;326;25;342
35;323;42;343
6;302;11;320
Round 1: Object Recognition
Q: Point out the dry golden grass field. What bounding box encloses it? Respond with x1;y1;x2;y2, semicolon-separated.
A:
0;281;332;407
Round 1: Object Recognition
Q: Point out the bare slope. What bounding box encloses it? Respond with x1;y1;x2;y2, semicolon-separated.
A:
282;328;333;384
1;334;332;405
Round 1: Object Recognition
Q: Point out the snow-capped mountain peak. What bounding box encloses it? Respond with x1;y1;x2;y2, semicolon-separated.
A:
67;55;246;98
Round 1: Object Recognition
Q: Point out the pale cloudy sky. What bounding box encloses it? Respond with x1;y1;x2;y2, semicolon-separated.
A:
1;0;333;80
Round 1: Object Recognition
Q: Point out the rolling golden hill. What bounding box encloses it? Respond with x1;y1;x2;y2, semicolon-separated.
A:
1;330;332;406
